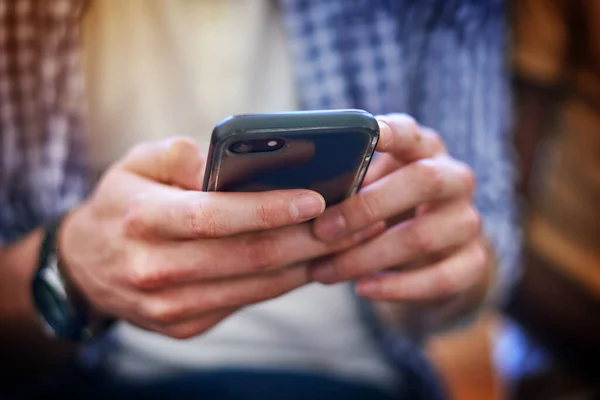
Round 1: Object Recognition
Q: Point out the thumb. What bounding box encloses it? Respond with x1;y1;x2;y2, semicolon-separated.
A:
119;137;206;191
375;114;446;163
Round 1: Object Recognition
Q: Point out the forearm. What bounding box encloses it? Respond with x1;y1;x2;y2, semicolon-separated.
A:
0;229;43;320
0;229;75;372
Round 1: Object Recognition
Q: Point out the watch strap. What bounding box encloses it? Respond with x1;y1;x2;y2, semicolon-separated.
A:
33;217;114;341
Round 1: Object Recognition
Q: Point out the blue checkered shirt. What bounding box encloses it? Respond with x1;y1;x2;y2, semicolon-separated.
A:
280;0;520;305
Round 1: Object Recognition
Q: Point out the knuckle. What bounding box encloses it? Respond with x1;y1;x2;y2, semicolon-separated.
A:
127;261;170;290
464;206;482;236
405;220;434;254
472;243;488;273
122;195;151;238
187;200;221;237
415;160;444;198
352;194;379;226
127;266;152;289
426;129;445;153
144;298;181;325
255;201;279;229
400;114;420;135
166;137;199;160
164;138;199;171
457;162;476;193
244;232;282;272
434;262;461;296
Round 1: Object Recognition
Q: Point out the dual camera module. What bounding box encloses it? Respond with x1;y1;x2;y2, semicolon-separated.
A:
228;138;286;154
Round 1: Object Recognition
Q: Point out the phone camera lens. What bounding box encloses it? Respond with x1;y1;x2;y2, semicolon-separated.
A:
229;141;253;154
228;138;285;154
263;138;285;151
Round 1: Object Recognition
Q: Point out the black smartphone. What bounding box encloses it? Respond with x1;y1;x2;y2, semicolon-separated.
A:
202;109;379;206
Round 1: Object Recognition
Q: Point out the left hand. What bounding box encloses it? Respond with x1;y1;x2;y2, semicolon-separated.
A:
309;114;489;304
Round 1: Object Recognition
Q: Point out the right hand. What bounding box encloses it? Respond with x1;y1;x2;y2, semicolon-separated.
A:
59;138;383;339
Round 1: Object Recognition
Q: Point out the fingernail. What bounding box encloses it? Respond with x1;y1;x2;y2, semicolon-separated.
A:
309;261;338;284
377;118;390;131
355;278;380;297
376;118;391;151
314;210;346;240
290;193;325;221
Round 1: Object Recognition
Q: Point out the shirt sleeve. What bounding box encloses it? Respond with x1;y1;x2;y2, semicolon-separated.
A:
513;0;571;84
0;0;89;246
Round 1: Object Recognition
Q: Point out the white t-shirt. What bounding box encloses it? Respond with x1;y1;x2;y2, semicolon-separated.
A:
82;0;396;390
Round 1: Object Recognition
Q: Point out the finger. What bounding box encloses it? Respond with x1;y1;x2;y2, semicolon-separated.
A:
364;126;445;186
159;309;238;339
136;265;309;326
309;201;481;284
355;239;487;301
131;308;237;340
362;153;402;187
313;156;475;240
123;189;326;239
126;221;386;289
120;137;206;190
376;115;446;162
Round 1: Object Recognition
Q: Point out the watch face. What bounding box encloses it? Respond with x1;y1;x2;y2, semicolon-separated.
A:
32;260;76;339
33;279;71;334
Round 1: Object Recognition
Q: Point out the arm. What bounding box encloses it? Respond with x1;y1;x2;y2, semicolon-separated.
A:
0;231;44;320
0;231;78;375
0;0;88;374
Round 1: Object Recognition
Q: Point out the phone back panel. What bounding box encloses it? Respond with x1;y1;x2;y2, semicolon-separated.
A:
203;110;379;206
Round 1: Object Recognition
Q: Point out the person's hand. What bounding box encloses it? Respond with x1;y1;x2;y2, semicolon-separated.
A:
59;138;383;339
309;114;490;309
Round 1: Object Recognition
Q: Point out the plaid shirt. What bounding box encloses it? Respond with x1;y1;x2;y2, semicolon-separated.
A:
1;1;517;397
0;0;88;246
281;0;520;307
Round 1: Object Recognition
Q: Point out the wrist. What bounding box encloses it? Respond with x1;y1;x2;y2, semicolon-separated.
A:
32;212;115;341
60;208;117;339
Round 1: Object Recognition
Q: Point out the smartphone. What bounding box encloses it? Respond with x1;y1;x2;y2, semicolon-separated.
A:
202;109;379;206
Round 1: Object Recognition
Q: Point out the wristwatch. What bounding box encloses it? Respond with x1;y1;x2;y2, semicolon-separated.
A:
31;218;113;341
